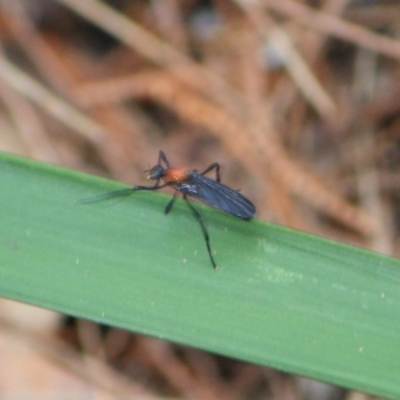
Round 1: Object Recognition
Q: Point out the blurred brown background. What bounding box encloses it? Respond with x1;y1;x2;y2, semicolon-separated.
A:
0;0;398;399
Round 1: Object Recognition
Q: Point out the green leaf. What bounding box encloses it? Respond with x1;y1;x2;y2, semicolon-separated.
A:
0;152;399;398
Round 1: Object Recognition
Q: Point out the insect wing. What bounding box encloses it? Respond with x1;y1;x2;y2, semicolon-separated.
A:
178;173;255;220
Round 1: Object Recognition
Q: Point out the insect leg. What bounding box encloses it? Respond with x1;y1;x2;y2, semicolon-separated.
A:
134;181;169;191
184;195;217;269
164;191;178;214
158;150;171;168
200;162;220;182
80;180;168;203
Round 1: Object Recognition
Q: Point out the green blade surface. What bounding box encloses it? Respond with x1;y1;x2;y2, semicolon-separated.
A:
0;152;399;398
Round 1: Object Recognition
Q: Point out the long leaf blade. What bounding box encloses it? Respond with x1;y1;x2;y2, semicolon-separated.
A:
0;152;399;398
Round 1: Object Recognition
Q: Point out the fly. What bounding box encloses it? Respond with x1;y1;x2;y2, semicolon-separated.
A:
83;151;256;269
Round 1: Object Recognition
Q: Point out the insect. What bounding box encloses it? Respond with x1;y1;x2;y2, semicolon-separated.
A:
83;150;255;268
